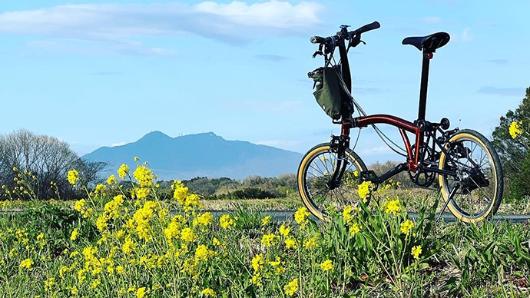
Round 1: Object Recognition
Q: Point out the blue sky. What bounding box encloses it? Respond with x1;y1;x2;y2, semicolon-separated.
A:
0;0;528;164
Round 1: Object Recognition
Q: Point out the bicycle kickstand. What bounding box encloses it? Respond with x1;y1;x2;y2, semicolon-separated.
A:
436;184;460;222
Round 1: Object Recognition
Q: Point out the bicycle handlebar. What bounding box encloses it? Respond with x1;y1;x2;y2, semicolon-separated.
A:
351;21;380;36
310;21;380;45
310;35;328;44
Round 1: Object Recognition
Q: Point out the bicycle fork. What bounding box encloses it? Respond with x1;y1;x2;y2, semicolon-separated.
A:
327;134;350;190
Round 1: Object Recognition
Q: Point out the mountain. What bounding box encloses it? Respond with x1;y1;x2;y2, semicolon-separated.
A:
82;131;302;180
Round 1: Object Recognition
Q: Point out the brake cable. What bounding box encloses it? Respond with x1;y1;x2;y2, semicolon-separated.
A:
354;99;408;157
339;72;408;157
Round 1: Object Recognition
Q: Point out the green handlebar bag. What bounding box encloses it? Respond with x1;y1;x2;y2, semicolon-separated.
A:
309;66;353;120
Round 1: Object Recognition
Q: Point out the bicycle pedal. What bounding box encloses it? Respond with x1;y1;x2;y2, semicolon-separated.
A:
359;170;378;182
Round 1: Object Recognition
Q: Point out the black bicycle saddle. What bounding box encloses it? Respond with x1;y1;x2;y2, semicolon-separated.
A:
402;32;450;52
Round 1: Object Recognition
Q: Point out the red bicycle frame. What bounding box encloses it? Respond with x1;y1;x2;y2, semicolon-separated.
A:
347;115;422;172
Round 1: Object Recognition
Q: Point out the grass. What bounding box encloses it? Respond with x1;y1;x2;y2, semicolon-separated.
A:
0;162;529;297
1;195;529;296
2;187;529;214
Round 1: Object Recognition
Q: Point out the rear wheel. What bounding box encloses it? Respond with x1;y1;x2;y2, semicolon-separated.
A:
297;143;367;220
438;130;503;223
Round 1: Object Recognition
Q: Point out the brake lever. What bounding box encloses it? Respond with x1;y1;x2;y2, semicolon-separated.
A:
312;43;324;58
312;51;323;58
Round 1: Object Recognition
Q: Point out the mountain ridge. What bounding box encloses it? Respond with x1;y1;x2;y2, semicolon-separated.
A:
83;131;302;180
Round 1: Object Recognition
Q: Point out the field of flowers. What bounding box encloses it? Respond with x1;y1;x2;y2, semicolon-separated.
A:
0;160;529;297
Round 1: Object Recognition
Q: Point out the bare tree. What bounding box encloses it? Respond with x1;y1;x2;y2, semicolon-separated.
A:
0;129;104;199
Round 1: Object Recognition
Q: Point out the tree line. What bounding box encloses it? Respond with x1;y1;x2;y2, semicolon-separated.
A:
0;130;104;200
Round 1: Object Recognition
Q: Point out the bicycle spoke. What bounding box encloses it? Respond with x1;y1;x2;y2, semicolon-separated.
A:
302;149;363;215
309;165;325;176
443;136;498;218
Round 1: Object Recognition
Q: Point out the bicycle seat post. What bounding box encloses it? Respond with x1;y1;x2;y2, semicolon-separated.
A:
418;50;433;122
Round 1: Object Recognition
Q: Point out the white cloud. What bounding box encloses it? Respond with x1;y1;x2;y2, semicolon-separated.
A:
195;1;321;29
0;1;322;47
27;38;174;56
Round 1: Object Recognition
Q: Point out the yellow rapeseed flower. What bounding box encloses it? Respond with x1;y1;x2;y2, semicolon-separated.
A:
134;165;155;187
357;181;373;202
284;237;297;249
106;175;117;185
180;227;195;242
94;184;106;194
195;212;213;226
59;265;70;278
77;269;87;282
104;194;124;219
184;194;201;210
261;233;276;247
96;215;108;232
70;228;79;241
320;259;333;271
122;236;135;254
90;279;100;289
212;237;222;246
67;169;79;185
251;273;262;287
194;245;210;262
342;205;354;224
71;286;79;295
164;220;180;242
19;258;33;269
136;287;147;298
219;214;235;230
44;277;55;292
279;224;290;237
251;254;264;272
400;219;415;235
115;229;125;240
268;256;281;267
261;215;272;226
133;200;157;241
412;245;422;260
73;199;86;213
283;278;299;297
201;288;216;297
118;163;129;179
349;223;361;236
384;199;401;215
172;180;188;203
303;235;319;250
136;187;150;199
294;207;310;226
270;257;285;274
509;121;523;139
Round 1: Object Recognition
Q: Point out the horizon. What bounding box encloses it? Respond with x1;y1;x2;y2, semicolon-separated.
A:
1;0;528;166
89;130;305;154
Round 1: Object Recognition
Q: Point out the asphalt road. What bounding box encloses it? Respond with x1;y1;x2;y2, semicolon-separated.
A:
210;210;530;223
1;209;529;223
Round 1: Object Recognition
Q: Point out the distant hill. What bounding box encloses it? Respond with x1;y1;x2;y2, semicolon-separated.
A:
82;131;302;180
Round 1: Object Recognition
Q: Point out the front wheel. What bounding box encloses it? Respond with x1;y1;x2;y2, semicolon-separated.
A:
297;143;368;220
438;129;504;223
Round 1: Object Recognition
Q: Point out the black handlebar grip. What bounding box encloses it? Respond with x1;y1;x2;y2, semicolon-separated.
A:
310;36;326;44
354;21;380;34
